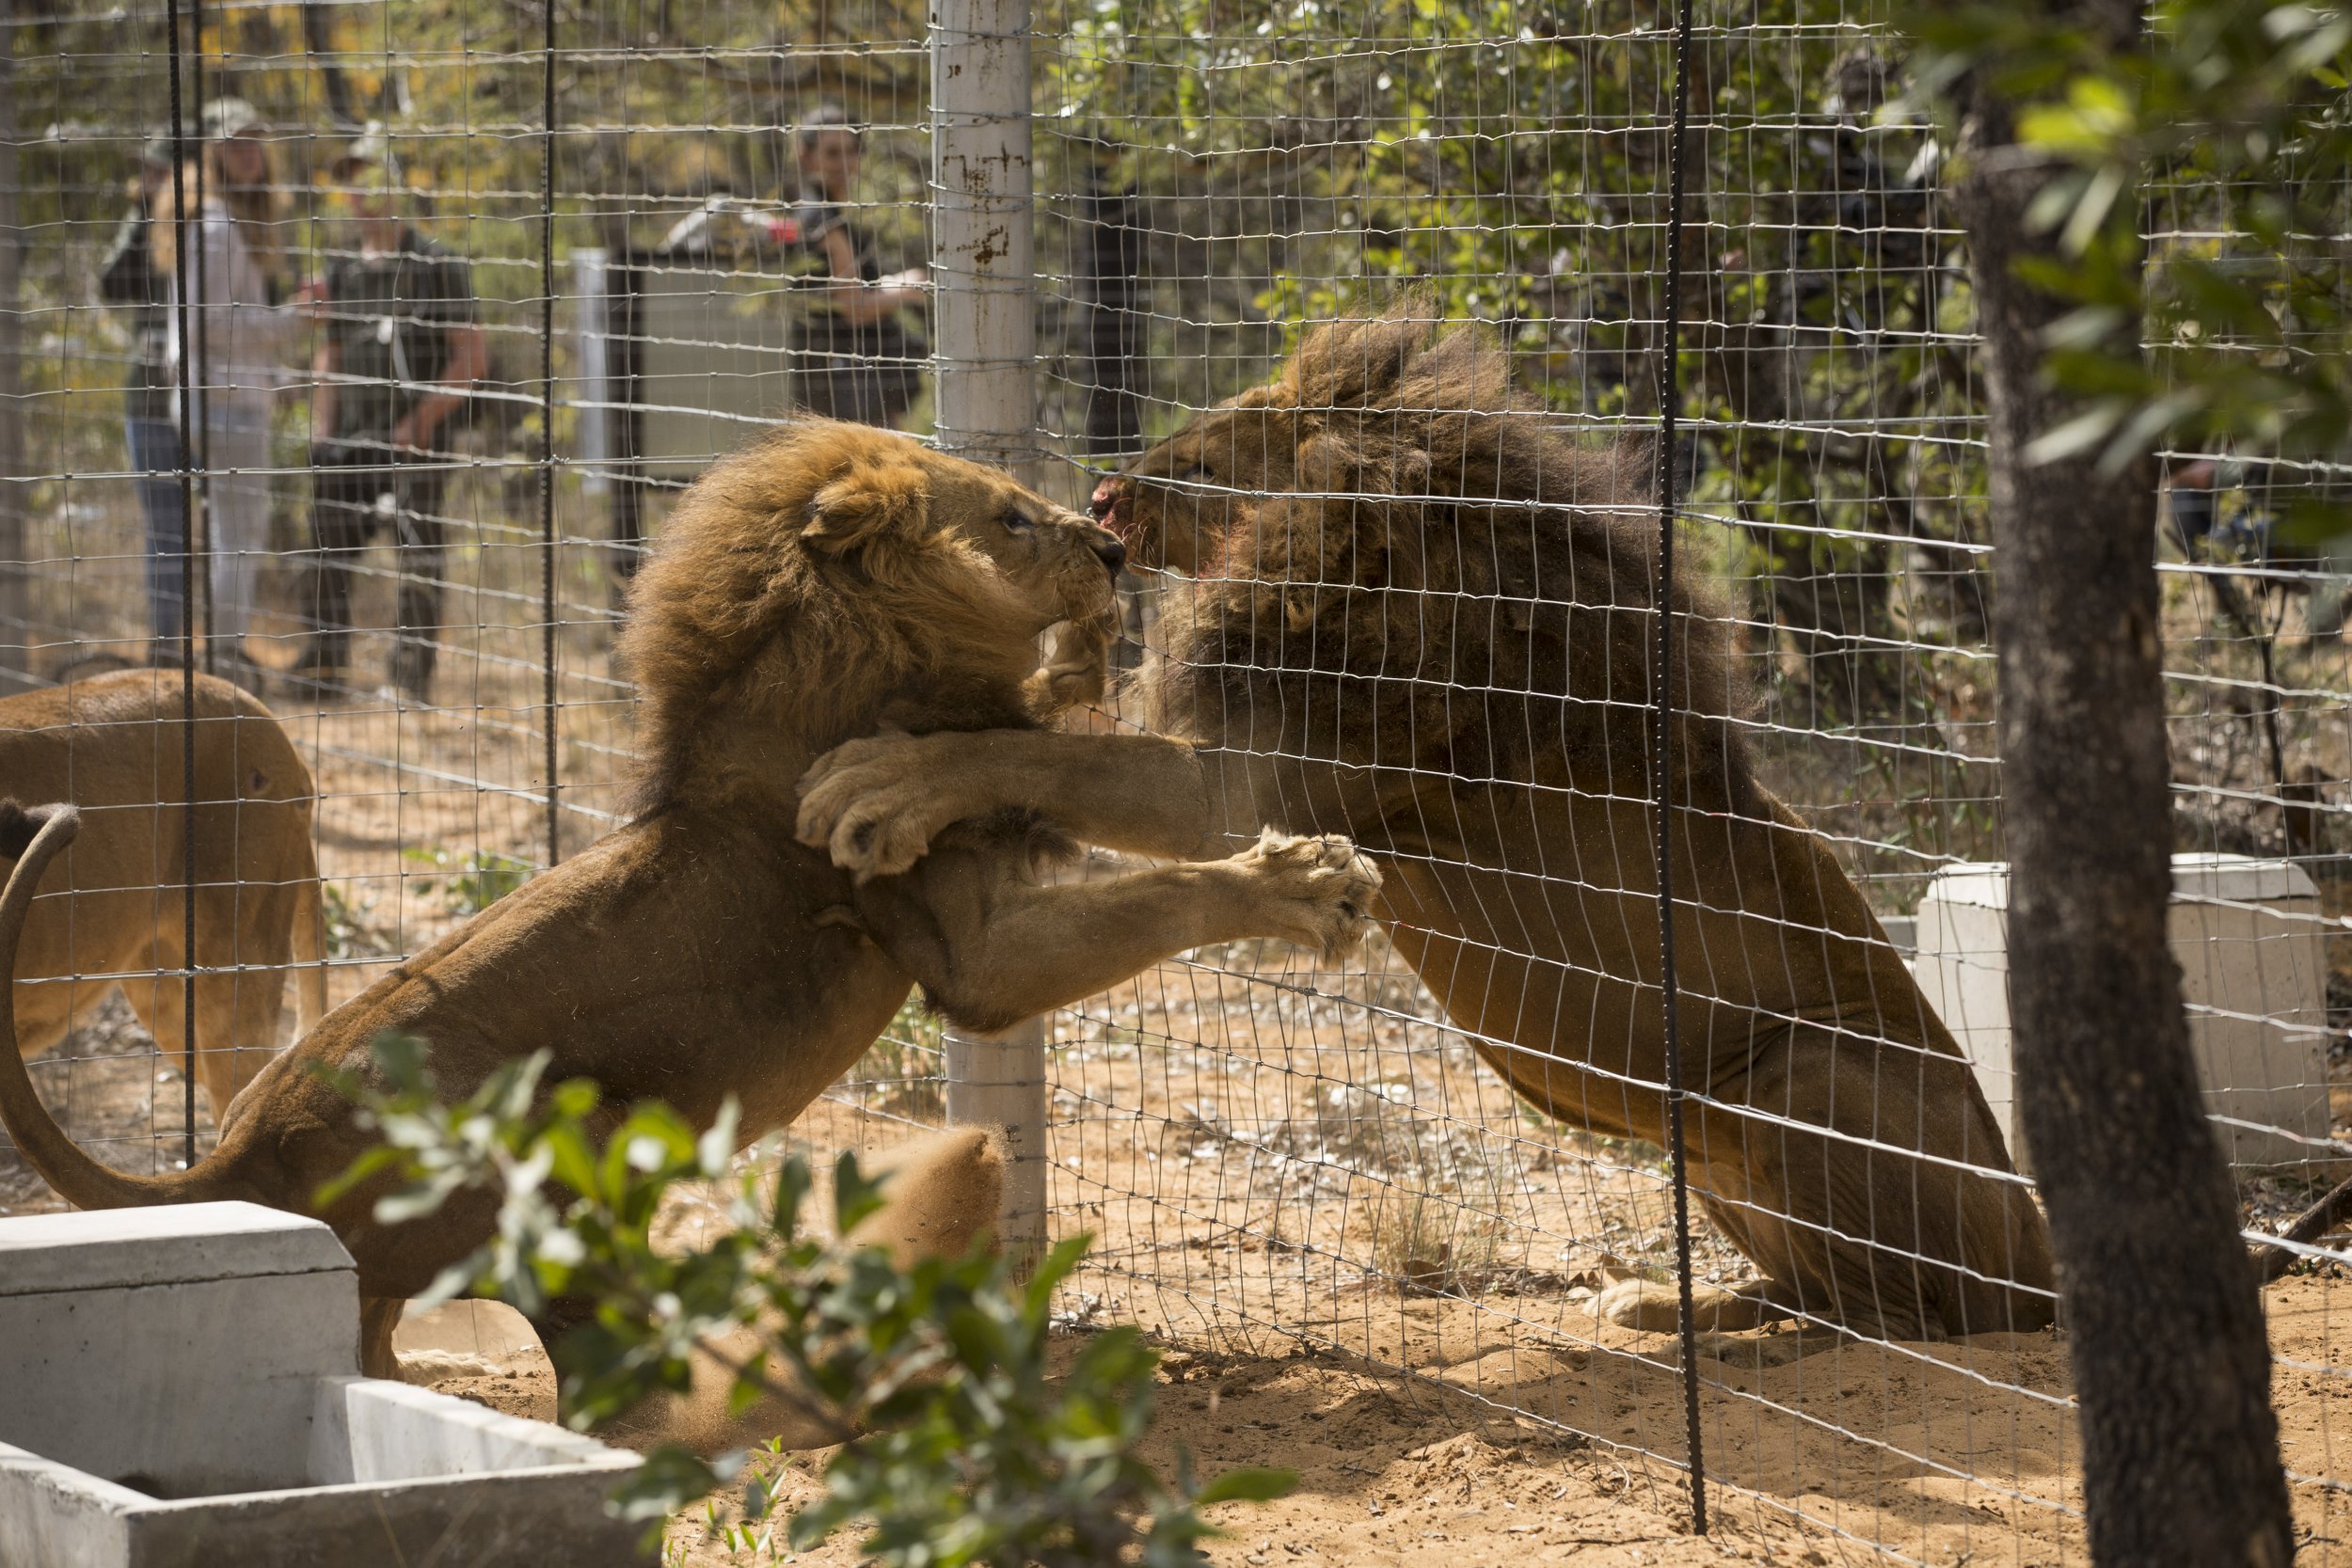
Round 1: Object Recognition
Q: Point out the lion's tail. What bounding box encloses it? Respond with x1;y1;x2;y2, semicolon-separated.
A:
0;802;226;1211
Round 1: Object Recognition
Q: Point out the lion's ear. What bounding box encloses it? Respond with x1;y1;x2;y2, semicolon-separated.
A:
803;462;930;553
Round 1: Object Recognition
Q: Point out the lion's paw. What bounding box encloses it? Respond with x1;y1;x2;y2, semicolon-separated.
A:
1235;829;1382;960
1594;1277;1682;1335
1024;617;1112;718
796;733;959;880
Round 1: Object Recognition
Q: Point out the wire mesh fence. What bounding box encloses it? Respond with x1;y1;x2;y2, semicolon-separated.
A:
2;0;2349;1561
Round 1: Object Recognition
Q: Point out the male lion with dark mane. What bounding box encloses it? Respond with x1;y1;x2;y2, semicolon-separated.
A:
799;309;2057;1354
0;420;1378;1380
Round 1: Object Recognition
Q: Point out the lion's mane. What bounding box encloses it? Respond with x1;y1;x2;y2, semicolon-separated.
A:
621;421;1047;814
1142;308;1753;809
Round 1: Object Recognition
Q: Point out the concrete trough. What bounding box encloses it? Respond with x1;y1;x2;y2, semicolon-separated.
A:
0;1202;648;1568
1913;852;2335;1174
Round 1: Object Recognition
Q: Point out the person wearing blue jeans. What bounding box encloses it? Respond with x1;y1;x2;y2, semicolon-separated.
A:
100;133;192;651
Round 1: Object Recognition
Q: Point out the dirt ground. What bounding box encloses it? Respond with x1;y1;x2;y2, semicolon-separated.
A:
11;539;2352;1564
398;1085;2352;1568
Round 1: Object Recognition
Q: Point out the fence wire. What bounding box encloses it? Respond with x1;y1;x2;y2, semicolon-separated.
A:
1;0;2349;1563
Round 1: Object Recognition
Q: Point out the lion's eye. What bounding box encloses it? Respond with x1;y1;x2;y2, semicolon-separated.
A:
1178;463;1214;485
1000;507;1034;532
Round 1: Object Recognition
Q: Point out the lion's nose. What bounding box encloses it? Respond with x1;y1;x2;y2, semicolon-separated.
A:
1093;535;1127;576
1089;477;1122;521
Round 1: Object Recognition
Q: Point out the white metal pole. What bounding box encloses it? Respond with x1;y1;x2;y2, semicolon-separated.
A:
931;0;1046;1260
944;1022;1047;1260
931;0;1034;469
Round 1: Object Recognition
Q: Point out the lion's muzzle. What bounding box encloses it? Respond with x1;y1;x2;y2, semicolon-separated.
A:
1089;476;1129;536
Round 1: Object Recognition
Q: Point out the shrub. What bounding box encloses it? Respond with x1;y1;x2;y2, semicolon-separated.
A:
326;1036;1292;1564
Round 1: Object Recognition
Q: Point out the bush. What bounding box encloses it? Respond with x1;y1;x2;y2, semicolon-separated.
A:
326;1036;1293;1564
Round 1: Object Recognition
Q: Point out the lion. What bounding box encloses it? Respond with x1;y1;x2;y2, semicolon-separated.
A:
3;669;326;1117
796;311;2058;1354
0;419;1378;1386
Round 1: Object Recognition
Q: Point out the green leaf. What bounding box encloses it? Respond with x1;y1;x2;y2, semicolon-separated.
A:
2023;404;2127;466
1195;1466;1300;1505
697;1098;741;1179
833;1149;889;1236
312;1143;401;1210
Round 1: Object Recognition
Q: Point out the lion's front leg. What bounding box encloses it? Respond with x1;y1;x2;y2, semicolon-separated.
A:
856;829;1381;1032
799;728;1216;879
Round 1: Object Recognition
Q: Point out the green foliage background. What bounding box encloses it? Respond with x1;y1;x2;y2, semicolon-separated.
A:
5;0;2347;888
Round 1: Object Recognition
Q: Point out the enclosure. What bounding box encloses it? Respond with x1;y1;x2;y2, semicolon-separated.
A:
2;0;2350;1561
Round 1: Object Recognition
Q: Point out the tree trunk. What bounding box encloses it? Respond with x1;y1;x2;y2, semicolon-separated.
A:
301;3;361;130
1953;10;2294;1564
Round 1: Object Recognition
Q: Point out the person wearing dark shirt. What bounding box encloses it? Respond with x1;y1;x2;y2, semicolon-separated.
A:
98;132;187;652
787;106;927;428
296;130;485;703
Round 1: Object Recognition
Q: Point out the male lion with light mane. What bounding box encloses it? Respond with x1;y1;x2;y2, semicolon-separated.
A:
799;309;2057;1354
0;420;1378;1380
3;668;327;1117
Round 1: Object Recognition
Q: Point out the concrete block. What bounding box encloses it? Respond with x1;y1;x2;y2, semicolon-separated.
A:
1914;852;2334;1173
0;1201;351;1296
0;1202;648;1567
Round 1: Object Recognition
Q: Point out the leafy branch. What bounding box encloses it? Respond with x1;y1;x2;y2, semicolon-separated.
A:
1909;0;2352;510
323;1035;1294;1565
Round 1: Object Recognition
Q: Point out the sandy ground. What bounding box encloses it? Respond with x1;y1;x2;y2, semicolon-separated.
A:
395;1082;2352;1568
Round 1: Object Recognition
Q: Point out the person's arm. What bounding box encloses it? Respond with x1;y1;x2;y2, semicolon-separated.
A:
310;334;341;443
816;224;926;325
392;256;484;451
393;321;485;451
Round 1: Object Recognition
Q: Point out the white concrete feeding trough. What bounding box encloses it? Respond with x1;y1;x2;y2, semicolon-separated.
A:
1913;852;2334;1174
0;1201;649;1567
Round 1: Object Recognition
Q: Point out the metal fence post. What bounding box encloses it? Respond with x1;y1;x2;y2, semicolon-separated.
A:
932;0;1034;469
0;0;25;689
931;0;1046;1260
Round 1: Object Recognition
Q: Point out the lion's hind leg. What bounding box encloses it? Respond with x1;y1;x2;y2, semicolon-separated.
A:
1692;1023;2054;1347
597;1129;1009;1457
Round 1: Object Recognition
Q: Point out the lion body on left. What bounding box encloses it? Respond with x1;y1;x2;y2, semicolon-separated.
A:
2;669;327;1117
0;420;1377;1380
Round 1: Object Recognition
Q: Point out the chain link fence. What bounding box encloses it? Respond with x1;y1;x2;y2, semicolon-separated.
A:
2;0;2349;1560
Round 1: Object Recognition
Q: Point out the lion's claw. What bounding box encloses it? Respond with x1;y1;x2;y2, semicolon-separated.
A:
1235;829;1382;960
796;733;968;879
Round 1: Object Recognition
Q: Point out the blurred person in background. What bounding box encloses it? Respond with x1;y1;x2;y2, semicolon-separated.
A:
787;104;928;428
295;127;484;704
142;98;298;689
99;129;188;657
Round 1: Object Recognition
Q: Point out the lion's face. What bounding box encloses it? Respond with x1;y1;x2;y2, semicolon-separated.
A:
1089;394;1299;576
921;452;1128;631
801;432;1126;636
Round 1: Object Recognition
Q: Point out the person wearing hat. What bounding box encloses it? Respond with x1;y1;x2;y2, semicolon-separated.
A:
296;126;484;703
144;96;297;692
99;128;188;653
784;105;928;428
